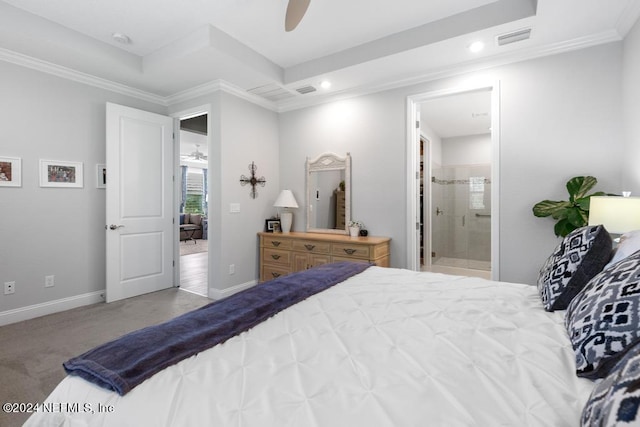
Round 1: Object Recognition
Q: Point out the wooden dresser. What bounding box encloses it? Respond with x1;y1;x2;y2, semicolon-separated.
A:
258;231;391;282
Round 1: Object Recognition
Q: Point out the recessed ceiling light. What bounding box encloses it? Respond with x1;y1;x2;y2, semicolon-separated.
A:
469;41;484;53
320;80;332;89
112;32;132;45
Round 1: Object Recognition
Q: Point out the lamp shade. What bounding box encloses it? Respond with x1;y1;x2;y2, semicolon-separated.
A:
273;190;299;209
588;196;640;234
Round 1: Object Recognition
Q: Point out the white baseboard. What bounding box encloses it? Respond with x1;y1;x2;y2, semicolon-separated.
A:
208;280;257;300
0;291;105;326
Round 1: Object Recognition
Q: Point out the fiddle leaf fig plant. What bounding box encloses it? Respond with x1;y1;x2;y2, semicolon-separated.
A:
532;176;607;237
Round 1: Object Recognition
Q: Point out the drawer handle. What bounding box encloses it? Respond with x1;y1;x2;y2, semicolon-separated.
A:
271;254;281;260
304;244;315;251
271;241;281;247
271;272;281;278
343;248;357;255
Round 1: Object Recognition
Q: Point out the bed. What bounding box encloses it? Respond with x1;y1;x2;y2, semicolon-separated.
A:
25;226;640;426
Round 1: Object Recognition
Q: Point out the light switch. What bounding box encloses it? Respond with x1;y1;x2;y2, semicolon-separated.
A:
230;203;240;213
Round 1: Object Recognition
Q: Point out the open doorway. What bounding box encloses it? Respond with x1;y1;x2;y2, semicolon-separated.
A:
420;90;492;279
407;83;500;280
178;114;208;296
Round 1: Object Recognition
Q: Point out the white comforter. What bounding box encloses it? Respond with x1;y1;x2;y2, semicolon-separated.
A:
26;267;593;427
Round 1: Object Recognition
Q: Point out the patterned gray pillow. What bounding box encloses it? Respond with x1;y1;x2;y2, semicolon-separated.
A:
581;342;640;426
565;250;640;379
537;225;612;311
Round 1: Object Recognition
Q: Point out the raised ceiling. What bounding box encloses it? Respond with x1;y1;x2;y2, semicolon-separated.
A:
1;0;638;110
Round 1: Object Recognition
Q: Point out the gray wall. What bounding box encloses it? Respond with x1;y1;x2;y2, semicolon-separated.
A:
169;91;280;295
279;42;624;285
0;61;166;315
623;17;640;193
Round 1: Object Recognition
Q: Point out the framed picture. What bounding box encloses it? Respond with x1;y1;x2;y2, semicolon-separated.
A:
96;164;106;188
40;160;83;188
265;218;281;233
0;156;21;187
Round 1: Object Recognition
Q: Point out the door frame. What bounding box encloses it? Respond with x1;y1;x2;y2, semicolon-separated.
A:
171;104;212;299
406;81;501;280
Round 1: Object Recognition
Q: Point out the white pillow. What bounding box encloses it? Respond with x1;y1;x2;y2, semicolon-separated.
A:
605;229;640;268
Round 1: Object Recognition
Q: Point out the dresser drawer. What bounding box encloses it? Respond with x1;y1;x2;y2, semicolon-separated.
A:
262;236;293;250
292;240;331;254
261;265;291;282
332;243;370;259
263;248;291;266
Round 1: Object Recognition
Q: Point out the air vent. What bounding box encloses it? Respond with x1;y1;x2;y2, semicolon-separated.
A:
295;85;317;95
496;28;532;46
247;83;296;102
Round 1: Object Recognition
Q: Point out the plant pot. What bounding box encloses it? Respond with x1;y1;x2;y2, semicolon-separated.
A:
349;226;360;237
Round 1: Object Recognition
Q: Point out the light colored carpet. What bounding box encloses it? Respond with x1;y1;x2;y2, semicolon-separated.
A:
0;288;210;427
179;238;208;256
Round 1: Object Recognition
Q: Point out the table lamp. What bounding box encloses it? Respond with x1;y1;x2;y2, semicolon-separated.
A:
588;195;640;238
274;190;299;233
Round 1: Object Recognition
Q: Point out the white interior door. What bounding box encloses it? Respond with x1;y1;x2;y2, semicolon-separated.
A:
106;102;174;303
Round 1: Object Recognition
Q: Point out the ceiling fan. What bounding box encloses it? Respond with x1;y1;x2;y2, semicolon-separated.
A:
285;0;311;32
181;145;207;161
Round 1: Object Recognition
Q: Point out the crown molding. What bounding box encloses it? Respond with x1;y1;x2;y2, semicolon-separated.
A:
0;47;166;105
275;30;622;112
0;28;624;113
166;79;278;111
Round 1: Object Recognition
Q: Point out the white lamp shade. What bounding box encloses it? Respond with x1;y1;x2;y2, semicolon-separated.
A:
274;190;299;208
588;196;640;234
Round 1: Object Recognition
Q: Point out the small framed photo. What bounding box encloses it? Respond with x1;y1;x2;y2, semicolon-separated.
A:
96;164;107;188
265;219;281;233
0;156;21;187
40;160;83;188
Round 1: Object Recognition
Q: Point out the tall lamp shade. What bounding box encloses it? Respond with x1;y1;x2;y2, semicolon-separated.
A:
588;196;640;234
274;190;299;233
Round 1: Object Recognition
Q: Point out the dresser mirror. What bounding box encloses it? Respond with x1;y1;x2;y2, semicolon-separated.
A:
306;152;351;235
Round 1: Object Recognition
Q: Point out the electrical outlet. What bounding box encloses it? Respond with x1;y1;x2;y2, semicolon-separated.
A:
45;275;55;288
4;281;15;295
229;264;235;275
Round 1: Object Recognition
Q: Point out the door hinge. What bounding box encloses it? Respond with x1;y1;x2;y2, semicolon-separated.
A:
173;260;175;267
416;120;420;128
416;171;419;179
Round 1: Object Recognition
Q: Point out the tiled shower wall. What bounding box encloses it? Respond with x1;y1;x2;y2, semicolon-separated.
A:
431;163;491;265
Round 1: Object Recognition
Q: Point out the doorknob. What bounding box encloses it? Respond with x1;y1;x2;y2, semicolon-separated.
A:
108;224;125;230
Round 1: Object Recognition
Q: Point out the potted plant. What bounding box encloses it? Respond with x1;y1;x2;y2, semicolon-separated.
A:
348;220;364;237
532;176;611;237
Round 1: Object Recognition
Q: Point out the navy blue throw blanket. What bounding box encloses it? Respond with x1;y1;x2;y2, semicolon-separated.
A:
63;261;370;396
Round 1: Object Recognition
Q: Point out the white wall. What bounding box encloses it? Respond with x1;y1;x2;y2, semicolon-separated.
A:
623;17;640;193
279;42;624;284
441;134;491;166
0;61;166;318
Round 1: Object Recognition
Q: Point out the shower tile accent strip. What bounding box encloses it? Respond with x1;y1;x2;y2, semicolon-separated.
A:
431;177;492;185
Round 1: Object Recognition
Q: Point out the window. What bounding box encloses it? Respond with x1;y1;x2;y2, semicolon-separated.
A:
469;177;485;210
185;171;204;214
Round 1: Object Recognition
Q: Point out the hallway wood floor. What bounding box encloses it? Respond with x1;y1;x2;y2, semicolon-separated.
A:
180;252;208;296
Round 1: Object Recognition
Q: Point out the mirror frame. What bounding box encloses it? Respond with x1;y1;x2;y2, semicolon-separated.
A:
306;152;351;235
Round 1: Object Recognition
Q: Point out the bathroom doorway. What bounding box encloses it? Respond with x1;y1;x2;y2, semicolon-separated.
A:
407;83;500;280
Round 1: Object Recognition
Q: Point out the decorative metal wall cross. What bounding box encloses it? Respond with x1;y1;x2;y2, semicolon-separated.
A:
239;161;266;199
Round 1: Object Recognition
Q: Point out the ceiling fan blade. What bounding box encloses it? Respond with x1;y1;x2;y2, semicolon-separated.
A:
285;0;311;32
